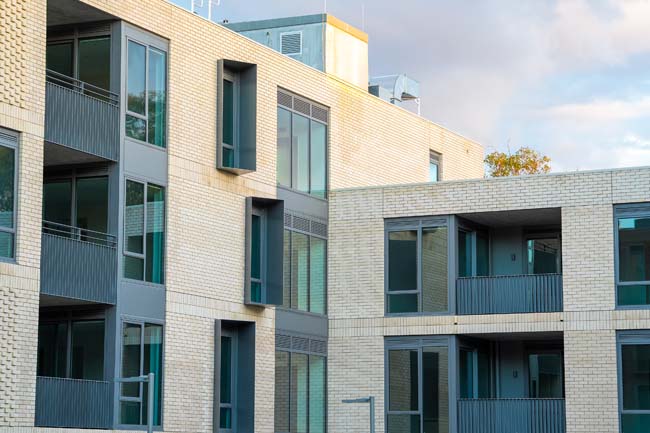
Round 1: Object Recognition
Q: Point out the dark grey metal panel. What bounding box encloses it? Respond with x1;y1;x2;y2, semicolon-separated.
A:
456;274;563;315
457;398;566;433
275;308;328;338
213;320;222;433
45;81;119;161
237;322;256;433
40;233;117;304
35;376;112;429
278;186;328;221
119;279;166;321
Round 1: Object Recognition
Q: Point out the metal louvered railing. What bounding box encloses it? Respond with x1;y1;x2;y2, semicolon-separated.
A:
458;399;565;433
456;274;562;315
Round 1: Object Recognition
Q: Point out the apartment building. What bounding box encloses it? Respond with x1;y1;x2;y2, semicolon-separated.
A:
0;1;483;433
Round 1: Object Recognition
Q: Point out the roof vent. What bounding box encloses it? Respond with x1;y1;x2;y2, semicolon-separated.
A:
281;31;302;56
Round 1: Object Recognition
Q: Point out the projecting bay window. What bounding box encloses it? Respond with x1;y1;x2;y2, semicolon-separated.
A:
282;215;327;314
277;89;328;198
616;204;650;306
120;321;163;427
125;39;167;148
386;337;449;433
217;60;257;174
0;130;17;259
245;197;284;305
124;179;165;284
386;218;450;314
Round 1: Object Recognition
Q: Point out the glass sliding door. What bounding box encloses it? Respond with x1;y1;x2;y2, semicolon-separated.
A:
526;236;560;275
528;352;563;398
77;37;110;92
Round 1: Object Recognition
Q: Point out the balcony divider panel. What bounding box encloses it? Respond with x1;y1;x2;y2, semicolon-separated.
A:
457;399;565;433
45;70;119;161
35;376;112;429
456;274;562;315
40;222;117;304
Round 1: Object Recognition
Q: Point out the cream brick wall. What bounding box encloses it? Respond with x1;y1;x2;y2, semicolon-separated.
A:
0;0;46;427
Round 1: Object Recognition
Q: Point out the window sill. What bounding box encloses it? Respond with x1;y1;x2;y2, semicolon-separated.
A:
218;165;255;175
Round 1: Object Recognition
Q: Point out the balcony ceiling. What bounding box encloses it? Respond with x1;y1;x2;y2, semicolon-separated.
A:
47;0;116;27
40;294;100;308
458;207;561;228
463;331;563;342
44;141;107;167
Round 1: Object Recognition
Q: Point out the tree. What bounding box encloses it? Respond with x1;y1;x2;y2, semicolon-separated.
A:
484;146;551;177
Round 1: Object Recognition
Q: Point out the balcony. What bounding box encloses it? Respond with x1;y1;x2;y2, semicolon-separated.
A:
35;376;112;429
40;221;117;304
44;69;119;161
457;398;565;433
457;274;562;315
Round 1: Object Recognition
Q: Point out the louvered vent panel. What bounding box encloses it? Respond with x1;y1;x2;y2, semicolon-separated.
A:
277;90;293;109
0;131;17;147
310;339;327;356
311;105;328;123
281;32;302;55
284;212;292;227
292;336;310;352
276;334;292;350
311;221;327;238
292;216;311;232
293;98;311;116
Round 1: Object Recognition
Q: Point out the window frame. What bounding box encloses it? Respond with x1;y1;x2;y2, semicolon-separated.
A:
124;37;168;149
523;231;562;275
385;336;452;433
615;204;650;309
46;26;111;83
617;330;650;432
250;206;266;301
219;330;238;433
429;150;441;182
276;90;329;199
118;318;165;429
123;178;166;285
0;129;17;262
221;69;240;168
384;217;452;316
456;223;490;278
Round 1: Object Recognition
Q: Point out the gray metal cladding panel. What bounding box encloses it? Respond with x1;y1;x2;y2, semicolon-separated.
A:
456;274;562;315
44;82;119;161
35;377;112;429
40;233;117;304
457;399;565;433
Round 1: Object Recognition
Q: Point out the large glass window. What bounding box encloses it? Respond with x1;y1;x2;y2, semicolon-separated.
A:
120;322;163;426
619;334;650;432
459;347;492;399
457;229;489;278
276;97;328;198
0;138;16;259
126;40;167;148
528;352;563;398
618;212;650;306
526;236;561;275
274;350;326;433
386;341;449;433
386;221;449;314
124;179;165;284
77;37;110;92
283;228;327;314
37;318;105;381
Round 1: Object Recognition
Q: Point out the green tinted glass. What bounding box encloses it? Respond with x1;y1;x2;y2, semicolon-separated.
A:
310;121;326;198
43;180;72;227
293;114;310;193
388;231;417;292
310;237;326;314
78;37;110;91
70;320;104;380
148;48;166;148
291;232;309;311
46;42;73;77
422;227;448;313
127;41;146;115
76;177;108;235
145;184;165;284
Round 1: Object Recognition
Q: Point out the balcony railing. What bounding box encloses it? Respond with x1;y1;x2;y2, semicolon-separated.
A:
458;399;565;433
40;221;117;304
35;376;112;429
456;273;562;315
45;69;119;161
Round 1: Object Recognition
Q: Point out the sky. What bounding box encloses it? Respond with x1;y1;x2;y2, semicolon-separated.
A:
173;0;650;172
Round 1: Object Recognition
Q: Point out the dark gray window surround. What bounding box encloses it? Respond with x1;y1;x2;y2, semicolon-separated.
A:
615;203;650;308
0;128;17;261
244;197;284;306
617;330;650;433
385;217;454;316
216;59;257;174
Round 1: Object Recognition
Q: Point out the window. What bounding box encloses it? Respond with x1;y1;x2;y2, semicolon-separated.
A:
457;229;489;278
220;332;236;431
528;352;563;398
458;347;492;398
386;338;449;433
277;90;328;198
126;39;167;148
282;215;327;314
37;317;105;381
526;234;561;274
217;60;257;173
0;130;16;259
120;321;163;426
274;335;327;433
245;198;284;305
429;150;441;182
616;205;650;306
281;31;303;56
618;331;650;432
124;179;165;284
386;219;449;314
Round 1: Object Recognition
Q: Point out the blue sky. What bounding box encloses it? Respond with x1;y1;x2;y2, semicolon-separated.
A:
172;0;650;172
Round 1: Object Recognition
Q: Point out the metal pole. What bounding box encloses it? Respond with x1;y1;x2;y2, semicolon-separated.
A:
147;373;154;433
369;396;375;433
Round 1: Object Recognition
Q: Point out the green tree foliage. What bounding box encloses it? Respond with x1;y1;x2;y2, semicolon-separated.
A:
485;147;551;177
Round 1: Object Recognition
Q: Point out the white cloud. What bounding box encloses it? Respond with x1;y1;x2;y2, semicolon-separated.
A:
538;97;650;122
